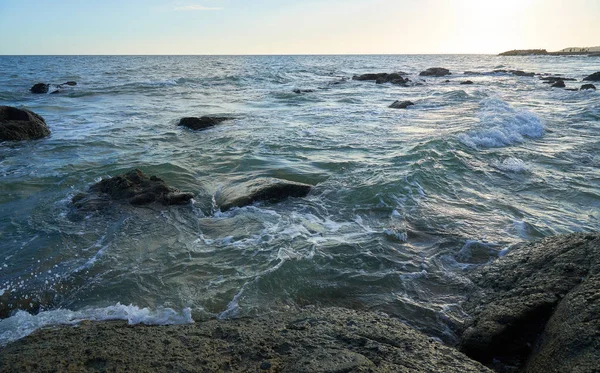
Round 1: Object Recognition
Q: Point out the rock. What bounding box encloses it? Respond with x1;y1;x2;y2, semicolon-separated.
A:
493;70;536;77
30;83;49;94
565;88;579;91
540;76;576;83
460;80;474;85
62;81;77;86
464;71;483;75
389;100;415;109
583;71;600;81
292;89;314;94
0;106;50;141
72;169;193;210
178;116;233;131
459;233;600;372
216;177;312;211
444;80;451;83
551;80;565;88
498;49;548;56
352;72;409;85
581;84;596;90
419;67;451;77
0;307;493;372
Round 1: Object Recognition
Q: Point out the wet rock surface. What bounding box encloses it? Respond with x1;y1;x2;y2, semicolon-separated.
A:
178;116;234;131
459;233;600;373
580;83;596;90
389;100;415;109
352;72;409;85
0;307;492;373
460;80;474;85
419;67;451;77
551;80;566;88
216;177;313;211
583;71;600;81
29;83;49;93
0;106;50;141
72;169;193;210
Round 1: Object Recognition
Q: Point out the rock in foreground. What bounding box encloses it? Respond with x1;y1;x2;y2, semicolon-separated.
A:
178;116;234;131
583;71;600;81
72;169;193;210
216;177;312;211
0;106;50;141
460;233;600;373
419;67;451;77
0;307;492;373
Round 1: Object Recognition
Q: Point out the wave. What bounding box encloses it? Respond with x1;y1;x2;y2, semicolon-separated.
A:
0;303;193;346
458;98;544;149
491;157;529;172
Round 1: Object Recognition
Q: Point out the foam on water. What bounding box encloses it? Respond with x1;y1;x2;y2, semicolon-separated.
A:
491;157;529;172
0;303;193;346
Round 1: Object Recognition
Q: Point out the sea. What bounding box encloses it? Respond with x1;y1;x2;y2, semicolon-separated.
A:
0;55;598;346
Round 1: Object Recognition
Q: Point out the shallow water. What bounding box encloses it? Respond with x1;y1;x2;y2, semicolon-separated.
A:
0;55;598;345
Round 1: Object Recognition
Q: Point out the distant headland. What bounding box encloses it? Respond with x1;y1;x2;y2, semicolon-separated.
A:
499;46;600;56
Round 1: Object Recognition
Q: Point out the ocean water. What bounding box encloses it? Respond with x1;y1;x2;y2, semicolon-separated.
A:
0;55;598;345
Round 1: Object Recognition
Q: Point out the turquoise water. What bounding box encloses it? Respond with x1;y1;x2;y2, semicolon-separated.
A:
0;55;598;344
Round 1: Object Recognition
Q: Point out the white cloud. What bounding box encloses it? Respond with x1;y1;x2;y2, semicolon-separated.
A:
174;5;223;11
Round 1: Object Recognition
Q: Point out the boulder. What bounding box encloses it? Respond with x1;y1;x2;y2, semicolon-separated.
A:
389;100;415;109
72;169;193;210
551;80;565;88
352;72;409;85
0;307;493;373
216;177;312;211
292;89;314;94
178;116;233;131
419;68;451;77
459;233;600;373
0;106;50;141
583;72;600;81
30;83;49;94
460;80;474;85
581;84;596;90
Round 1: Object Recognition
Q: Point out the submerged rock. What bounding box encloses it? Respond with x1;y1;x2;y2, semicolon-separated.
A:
0;106;50;141
460;80;474;85
30;83;49;94
389;100;414;109
460;233;600;373
493;70;536;77
541;76;576;84
581;83;596;90
551;80;565;88
178;116;233;131
216;177;312;211
292;89;314;94
61;81;77;86
583;71;600;81
72;169;193;210
419;67;451;77
0;307;493;372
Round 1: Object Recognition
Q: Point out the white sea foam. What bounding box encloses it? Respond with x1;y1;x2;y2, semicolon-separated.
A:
492;157;529;172
459;98;544;149
0;303;193;346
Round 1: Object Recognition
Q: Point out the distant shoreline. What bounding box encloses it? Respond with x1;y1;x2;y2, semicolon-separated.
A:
499;48;600;57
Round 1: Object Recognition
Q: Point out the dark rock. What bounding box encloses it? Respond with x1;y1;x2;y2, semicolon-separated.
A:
565;88;579;91
419;67;451;77
62;81;77;86
0;307;493;372
493;70;536;77
460;233;600;372
551;80;565;88
389;100;415;109
460;80;474;85
353;72;409;85
581;83;596;90
50;90;61;94
583;71;600;81
30;83;49;94
72;169;193;210
0;106;50;141
216;177;312;211
464;71;483;75
541;76;576;83
292;89;314;94
444;80;451;83
178;116;233;131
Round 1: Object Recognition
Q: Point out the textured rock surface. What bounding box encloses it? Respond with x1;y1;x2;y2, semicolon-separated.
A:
419;67;451;77
0;106;50;141
580;84;596;90
551;80;566;88
30;82;49;93
72;169;193;210
389;100;414;109
460;233;600;373
216;177;312;211
0;307;492;373
583;71;600;81
460;80;474;85
178;116;233;130
352;72;409;85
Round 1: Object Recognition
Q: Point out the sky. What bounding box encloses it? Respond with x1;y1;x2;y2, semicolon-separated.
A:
0;0;599;55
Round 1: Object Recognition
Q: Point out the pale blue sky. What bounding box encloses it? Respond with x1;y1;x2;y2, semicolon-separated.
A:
1;0;598;54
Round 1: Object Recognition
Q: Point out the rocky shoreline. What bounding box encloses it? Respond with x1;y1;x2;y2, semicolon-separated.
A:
0;233;597;372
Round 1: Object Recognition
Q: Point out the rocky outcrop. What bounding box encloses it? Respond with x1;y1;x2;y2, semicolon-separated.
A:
583;72;600;81
551;80;565;88
216;178;312;211
0;307;493;373
581;84;596;90
352;72;409;85
498;49;548;56
0;106;50;141
178;116;233;131
72;169;193;210
389;100;414;109
419;68;451;77
30;83;49;94
459;233;600;373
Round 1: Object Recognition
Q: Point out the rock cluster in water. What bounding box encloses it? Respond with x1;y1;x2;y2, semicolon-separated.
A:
0;106;50;141
30;81;77;94
352;72;410;85
419;67;451;77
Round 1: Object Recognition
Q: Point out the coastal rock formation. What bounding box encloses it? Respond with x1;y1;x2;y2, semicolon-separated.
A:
178;116;233;131
0;106;50;141
72;169;193;210
460;233;600;373
498;49;548;56
389;100;415;109
0;307;493;373
551;80;566;88
419;67;451;77
583;72;600;81
216;177;312;211
30;83;49;94
460;80;474;85
352;72;409;85
581;84;596;90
